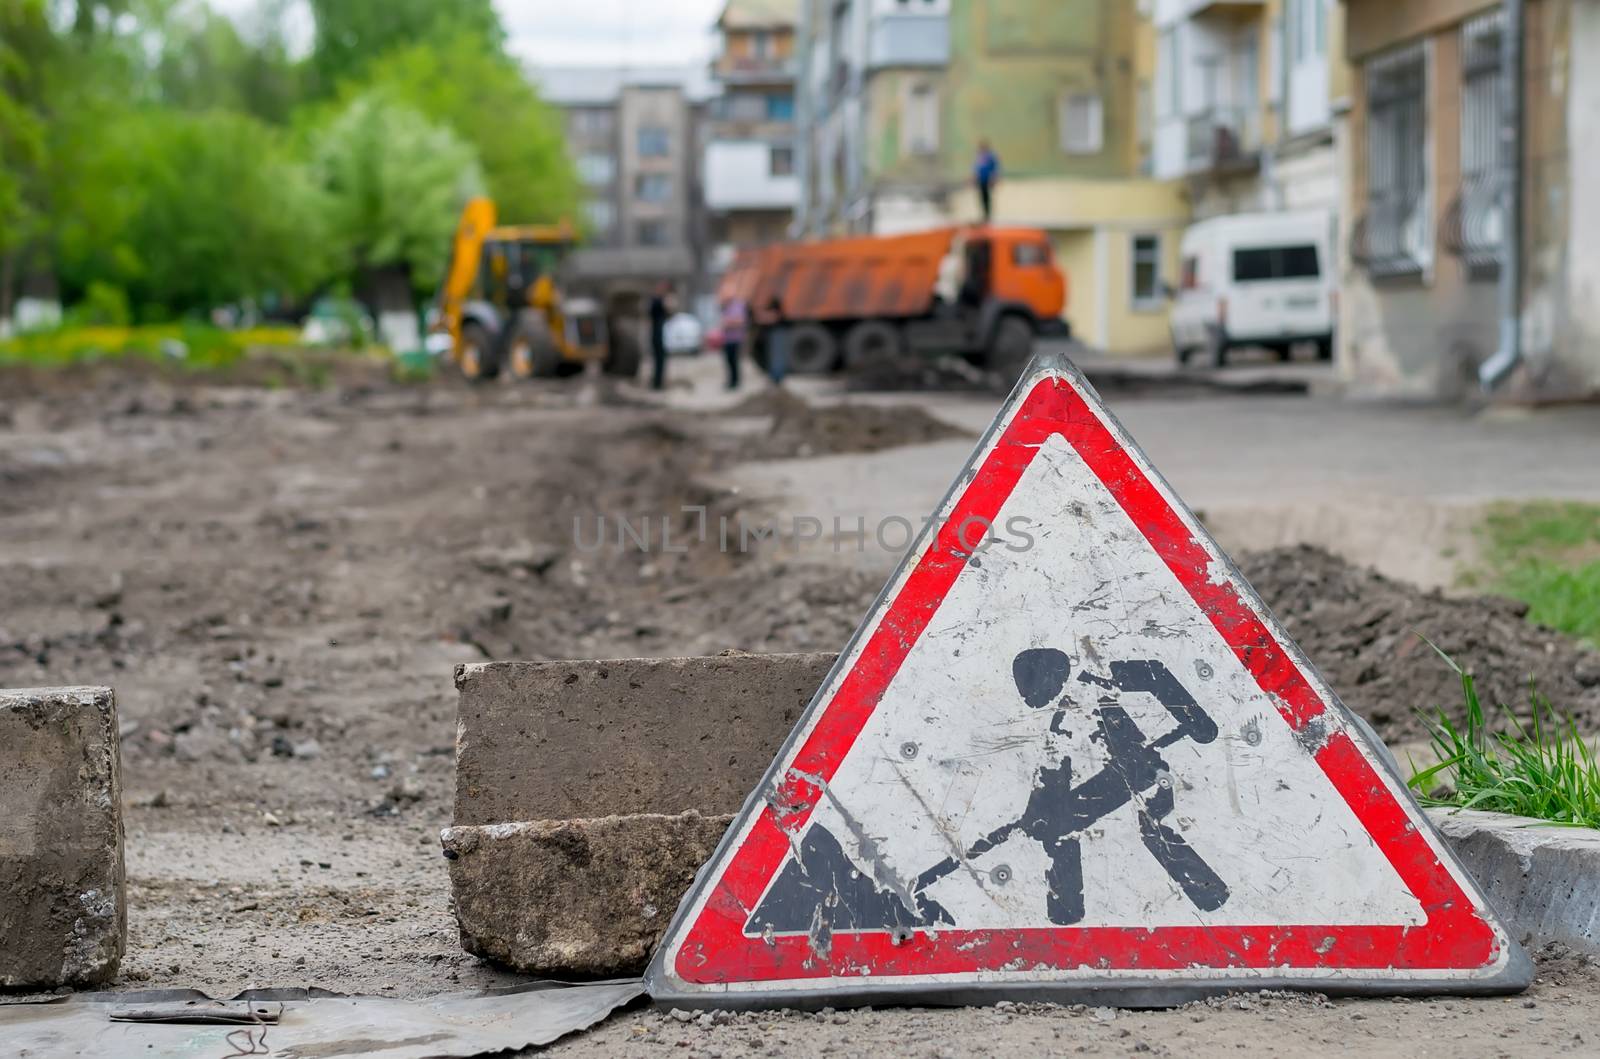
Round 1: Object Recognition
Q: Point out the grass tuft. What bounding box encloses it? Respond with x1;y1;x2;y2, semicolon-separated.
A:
1408;641;1600;827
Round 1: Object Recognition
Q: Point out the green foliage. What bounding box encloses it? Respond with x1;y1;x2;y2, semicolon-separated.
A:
1474;501;1600;646
71;281;132;327
1409;646;1600;828
307;0;503;96
61;107;333;319
0;322;303;369
153;1;304;123
1;0;577;323
308;92;482;294
358;35;579;225
0;0;57;256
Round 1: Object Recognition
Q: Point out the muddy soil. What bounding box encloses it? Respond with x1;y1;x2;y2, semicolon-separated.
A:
2;363;1598;1050
1239;544;1600;743
722;388;973;459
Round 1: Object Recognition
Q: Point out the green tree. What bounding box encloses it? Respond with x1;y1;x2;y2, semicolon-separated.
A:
360;35;579;226
0;0;58;322
54;107;333;318
309;91;483;297
154;0;304;123
307;0;502;96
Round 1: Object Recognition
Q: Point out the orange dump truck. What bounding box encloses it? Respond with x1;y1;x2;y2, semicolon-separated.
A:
717;226;1068;382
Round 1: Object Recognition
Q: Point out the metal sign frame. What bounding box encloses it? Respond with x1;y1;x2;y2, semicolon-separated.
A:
646;349;1530;1009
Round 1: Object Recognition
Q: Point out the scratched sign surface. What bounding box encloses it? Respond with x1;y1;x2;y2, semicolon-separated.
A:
647;354;1527;1006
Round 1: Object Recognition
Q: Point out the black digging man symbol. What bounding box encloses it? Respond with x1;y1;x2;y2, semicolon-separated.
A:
745;647;1230;938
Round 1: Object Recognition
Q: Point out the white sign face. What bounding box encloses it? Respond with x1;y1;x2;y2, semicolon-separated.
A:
648;357;1526;1006
769;431;1421;934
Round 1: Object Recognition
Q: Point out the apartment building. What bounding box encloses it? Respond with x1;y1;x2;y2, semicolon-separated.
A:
1151;0;1348;218
533;66;713;301
793;0;1191;356
1340;0;1600;400
704;0;801;273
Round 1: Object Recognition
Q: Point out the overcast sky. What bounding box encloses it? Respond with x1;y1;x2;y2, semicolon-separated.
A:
210;0;725;68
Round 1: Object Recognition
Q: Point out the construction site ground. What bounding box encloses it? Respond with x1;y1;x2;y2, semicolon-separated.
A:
2;348;1599;1055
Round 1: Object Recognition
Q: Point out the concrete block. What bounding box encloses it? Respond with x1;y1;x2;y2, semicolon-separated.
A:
0;686;125;987
443;813;734;976
1430;808;1600;961
453;652;833;826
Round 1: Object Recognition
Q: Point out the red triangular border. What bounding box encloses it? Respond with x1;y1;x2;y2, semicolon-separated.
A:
672;372;1504;985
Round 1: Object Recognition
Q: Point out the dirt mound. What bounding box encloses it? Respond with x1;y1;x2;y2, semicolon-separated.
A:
1240;544;1600;743
723;388;972;459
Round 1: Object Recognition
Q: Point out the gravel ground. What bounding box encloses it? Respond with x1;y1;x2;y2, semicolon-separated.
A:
2;361;1597;1054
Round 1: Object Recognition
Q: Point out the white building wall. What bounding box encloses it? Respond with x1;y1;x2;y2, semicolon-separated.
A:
1561;0;1600;392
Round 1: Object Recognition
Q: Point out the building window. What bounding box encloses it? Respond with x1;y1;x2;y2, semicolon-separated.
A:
1058;93;1104;155
576;153;615;185
750;30;772;59
569;108;613;136
766;93;795;121
637;126;670;157
1445;10;1505;274
583;199;615;234
634;173;672;203
1131;234;1163;309
902;82;939;156
770;144;795;177
1355;43;1430;277
636;220;668;246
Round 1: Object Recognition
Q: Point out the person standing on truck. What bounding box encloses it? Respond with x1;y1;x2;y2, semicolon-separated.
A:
974;140;1000;223
648;281;675;391
719;296;747;390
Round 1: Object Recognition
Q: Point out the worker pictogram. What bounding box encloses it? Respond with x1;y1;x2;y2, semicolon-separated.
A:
646;349;1529;1008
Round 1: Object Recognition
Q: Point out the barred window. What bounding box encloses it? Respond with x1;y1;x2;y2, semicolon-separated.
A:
1444;11;1505;274
1354;43;1430;278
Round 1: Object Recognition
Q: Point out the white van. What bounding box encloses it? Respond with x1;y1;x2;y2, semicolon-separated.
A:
1169;210;1336;366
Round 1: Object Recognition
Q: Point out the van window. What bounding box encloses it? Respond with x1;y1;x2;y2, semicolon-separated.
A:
1181;255;1201;290
1233;245;1321;282
1012;241;1050;267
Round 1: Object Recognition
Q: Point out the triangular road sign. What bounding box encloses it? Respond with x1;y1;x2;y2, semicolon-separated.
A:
647;351;1529;1008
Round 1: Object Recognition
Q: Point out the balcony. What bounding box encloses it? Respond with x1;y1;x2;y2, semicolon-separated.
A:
867;13;949;69
1184;106;1261;175
1155;0;1265;25
711;55;797;85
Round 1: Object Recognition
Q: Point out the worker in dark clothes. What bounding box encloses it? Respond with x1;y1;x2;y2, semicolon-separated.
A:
974;140;1000;223
648;282;675;391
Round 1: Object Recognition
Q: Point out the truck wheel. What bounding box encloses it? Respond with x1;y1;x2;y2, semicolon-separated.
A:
603;325;642;378
843;320;909;376
460;322;500;381
986;314;1035;388
787;323;840;374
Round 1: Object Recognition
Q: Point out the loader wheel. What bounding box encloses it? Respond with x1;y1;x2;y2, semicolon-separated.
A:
604;326;642;378
985;314;1035;390
460;322;499;381
511;316;562;378
787;323;840;374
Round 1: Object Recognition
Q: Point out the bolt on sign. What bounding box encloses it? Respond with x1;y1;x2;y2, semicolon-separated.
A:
646;350;1530;1008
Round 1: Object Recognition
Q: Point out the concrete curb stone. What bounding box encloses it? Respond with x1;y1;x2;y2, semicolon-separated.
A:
1429;807;1600;962
0;686;126;988
443;813;734;976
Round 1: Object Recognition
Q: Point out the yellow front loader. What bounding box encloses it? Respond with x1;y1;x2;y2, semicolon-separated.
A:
434;197;641;381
